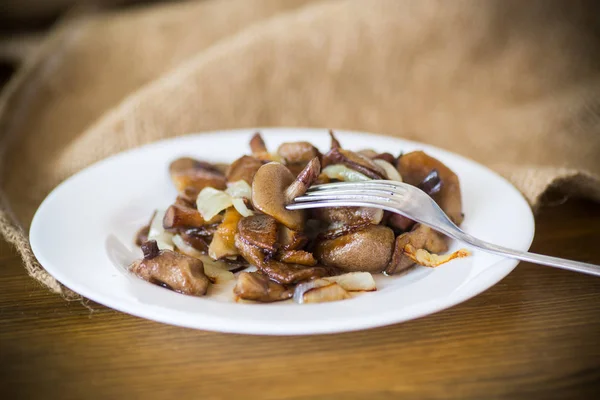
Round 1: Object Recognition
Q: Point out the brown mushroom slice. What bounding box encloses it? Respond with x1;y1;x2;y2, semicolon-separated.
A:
312;206;383;227
178;230;210;253
234;234;327;284
315;225;395;273
398;151;463;225
259;261;328;285
329;129;341;149
283;157;321;203
226;155;264;185
208;208;243;259
183;223;219;239
322;148;386;179
213;163;230;175
318;222;371;241
233;271;293;302
169;157;227;201
387;213;416;233
278;226;308;251
249;132;275;162
277;142;321;175
237;214;279;253
234;233;267;267
135;225;150;246
130;240;210;296
385;224;449;275
250;132;268;153
163;204;221;231
174;195;196;208
277;250;317;266
251;162;305;230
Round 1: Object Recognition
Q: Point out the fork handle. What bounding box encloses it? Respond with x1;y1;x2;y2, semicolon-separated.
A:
453;230;600;277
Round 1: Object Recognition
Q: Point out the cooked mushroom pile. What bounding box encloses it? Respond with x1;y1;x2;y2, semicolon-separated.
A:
130;131;469;303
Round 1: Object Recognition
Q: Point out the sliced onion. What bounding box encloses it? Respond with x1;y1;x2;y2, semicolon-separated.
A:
373;159;402;182
147;209;174;250
404;244;471;267
299;282;351;304
293;279;329;303
172;234;204;258
322;164;371;182
208;232;238;260
231;198;254;217
172;233;238;284
323;272;376;291
225;180;254;216
197;255;234;283
226;180;252;199
196;187;232;220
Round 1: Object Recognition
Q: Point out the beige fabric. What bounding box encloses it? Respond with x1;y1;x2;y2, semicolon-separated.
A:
1;0;599;297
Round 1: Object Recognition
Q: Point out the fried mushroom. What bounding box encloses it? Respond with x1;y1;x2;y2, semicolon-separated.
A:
385;223;449;275
234;272;293;302
237;214;279;253
169;157;227;201
234;234;328;284
398;151;463;224
322;148;386;179
163;204;220;231
312;206;383;227
226;155;264;185
251;157;320;231
130;240;210;296
315;225;395;272
277;142;320;175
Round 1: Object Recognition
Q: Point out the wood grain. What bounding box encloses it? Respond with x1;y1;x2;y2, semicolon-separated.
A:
1;199;599;400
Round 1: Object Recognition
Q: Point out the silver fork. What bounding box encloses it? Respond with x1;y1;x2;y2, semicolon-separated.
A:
286;180;600;277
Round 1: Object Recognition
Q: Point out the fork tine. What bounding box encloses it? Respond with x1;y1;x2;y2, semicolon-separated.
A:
302;185;409;202
293;193;395;203
307;180;408;192
286;199;400;212
302;187;405;197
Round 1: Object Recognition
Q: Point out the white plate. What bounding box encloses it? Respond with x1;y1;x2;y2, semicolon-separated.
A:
30;128;534;335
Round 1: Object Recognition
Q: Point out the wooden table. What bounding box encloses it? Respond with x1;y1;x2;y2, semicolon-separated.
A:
1;199;599;399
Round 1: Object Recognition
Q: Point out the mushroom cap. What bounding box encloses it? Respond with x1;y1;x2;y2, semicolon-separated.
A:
277;142;321;175
233;272;293;302
312;206;383;226
315;225;395;272
226;155;264;185
397;151;463;224
169;157;227;200
130;249;209;296
251;162;305;230
237;214;279;252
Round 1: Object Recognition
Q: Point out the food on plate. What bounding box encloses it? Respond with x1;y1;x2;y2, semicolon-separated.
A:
129;131;469;303
130;240;210;296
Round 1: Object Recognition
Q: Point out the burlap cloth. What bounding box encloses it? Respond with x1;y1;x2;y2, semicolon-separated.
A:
1;0;599;299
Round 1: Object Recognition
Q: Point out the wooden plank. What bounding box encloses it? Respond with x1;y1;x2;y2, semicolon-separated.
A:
1;199;599;399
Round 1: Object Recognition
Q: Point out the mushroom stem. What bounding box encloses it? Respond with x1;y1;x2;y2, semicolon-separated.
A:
329;129;341;149
141;240;160;259
284;157;321;204
250;132;268;154
163;204;210;231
